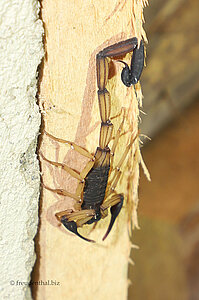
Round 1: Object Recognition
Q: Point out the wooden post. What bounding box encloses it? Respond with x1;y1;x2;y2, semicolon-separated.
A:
33;1;148;299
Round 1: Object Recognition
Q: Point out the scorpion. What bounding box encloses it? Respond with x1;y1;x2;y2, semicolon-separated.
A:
41;37;144;242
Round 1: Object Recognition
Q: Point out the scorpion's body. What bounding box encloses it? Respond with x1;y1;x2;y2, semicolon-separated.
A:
82;148;110;224
42;37;144;242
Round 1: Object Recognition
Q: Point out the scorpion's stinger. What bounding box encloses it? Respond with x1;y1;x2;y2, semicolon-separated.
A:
118;60;133;87
61;218;95;243
118;60;129;67
102;195;124;241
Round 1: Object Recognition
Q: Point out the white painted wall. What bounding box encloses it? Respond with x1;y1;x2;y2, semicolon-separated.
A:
0;1;43;299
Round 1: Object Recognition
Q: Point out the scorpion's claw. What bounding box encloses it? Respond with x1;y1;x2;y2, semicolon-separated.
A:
102;194;124;241
61;218;95;243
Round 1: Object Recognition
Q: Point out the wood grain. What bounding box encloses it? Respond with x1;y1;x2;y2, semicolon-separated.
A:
32;1;147;299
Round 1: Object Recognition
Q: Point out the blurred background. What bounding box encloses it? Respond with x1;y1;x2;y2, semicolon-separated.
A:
128;0;199;299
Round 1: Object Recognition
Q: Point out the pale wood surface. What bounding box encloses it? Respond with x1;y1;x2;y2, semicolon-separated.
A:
33;1;147;300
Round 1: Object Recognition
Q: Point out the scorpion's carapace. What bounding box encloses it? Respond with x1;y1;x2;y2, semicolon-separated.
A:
41;37;140;242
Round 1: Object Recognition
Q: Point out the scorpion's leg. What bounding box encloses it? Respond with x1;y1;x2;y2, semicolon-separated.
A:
102;107;130;148
56;209;96;243
40;152;95;203
110;108;126;157
50;157;98;242
100;133;139;240
101;193;124;241
107;132;139;198
41;151;98;205
41;160;94;204
42;183;81;202
41;130;96;200
103;107;129;169
44;130;94;159
40;151;85;182
44;158;97;242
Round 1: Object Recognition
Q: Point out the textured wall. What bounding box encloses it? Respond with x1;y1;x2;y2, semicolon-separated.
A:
0;1;43;299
